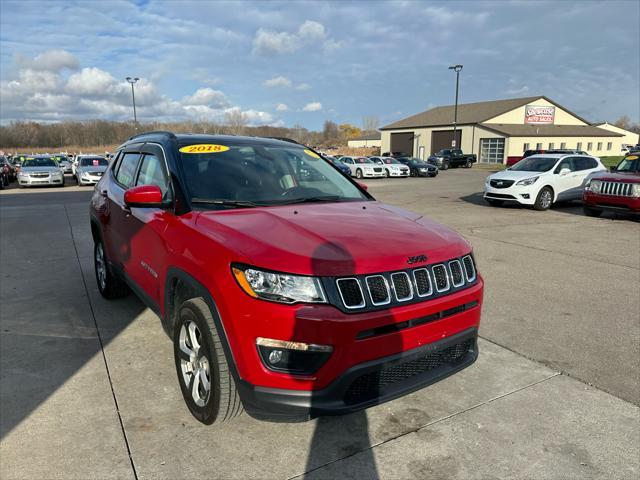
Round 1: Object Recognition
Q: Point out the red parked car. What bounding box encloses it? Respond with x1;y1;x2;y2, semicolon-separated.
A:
583;154;640;217
90;132;483;424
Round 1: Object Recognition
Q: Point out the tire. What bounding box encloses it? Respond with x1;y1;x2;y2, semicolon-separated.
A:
465;160;473;168
584;206;603;217
94;239;130;299
174;298;244;425
442;163;449;170
534;187;553;211
486;198;504;206
356;169;363;179
385;168;390;178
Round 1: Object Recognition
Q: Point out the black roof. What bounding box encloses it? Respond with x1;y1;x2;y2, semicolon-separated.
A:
126;131;303;149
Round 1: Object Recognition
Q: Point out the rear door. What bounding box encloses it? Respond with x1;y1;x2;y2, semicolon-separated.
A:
553;157;584;200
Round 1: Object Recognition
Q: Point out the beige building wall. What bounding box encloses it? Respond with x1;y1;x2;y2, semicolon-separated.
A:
484;97;587;126
347;139;382;148
382;125;478;159
507;136;626;158
593;123;639;148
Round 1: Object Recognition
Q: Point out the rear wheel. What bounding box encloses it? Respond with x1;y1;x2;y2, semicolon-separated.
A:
174;298;243;425
94;239;130;299
465;159;473;168
584;206;603;217
356;169;363;179
534;187;553;211
442;162;449;170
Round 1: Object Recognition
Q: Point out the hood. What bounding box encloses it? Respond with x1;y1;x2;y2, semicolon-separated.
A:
78;165;107;173
21;166;60;173
489;170;544;181
195;201;471;276
589;171;640;183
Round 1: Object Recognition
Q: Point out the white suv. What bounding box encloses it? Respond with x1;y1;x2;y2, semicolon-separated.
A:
484;154;606;210
339;156;386;179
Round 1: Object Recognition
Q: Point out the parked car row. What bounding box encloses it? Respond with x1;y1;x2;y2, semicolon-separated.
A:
483;152;639;216
0;152;110;189
322;154;439;179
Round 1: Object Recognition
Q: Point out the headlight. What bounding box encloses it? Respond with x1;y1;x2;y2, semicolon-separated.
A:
232;266;326;304
18;171;28;177
631;184;640;197
588;179;602;193
516;176;539;186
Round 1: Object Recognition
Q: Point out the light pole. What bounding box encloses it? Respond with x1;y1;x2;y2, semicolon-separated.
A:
126;77;139;126
448;64;463;148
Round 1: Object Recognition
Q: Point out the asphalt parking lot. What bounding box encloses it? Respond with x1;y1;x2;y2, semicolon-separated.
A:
1;169;638;479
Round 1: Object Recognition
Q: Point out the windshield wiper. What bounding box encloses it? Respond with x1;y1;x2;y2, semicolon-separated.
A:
191;198;260;208
276;195;344;205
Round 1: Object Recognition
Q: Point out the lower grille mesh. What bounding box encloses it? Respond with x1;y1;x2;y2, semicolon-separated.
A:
344;339;475;404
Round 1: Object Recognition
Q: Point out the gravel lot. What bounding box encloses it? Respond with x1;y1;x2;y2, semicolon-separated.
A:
1;169;638;479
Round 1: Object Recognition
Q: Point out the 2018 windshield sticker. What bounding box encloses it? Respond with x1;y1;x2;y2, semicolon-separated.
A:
626;155;638;160
179;144;230;154
304;149;320;159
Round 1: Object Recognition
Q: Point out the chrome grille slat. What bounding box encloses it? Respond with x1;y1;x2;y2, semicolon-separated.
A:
601;181;633;197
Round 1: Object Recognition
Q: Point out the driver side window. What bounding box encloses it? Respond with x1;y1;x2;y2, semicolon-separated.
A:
555;158;575;173
136;153;172;200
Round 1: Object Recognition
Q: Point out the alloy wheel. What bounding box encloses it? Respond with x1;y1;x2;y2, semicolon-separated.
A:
540;190;552;209
178;321;211;407
95;243;107;291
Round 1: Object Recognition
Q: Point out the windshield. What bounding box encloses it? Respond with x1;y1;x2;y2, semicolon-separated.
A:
371;158;383;164
616;156;640;172
80;157;108;167
179;144;369;208
22;158;57;167
510;156;558;172
383;158;401;165
354;157;374;164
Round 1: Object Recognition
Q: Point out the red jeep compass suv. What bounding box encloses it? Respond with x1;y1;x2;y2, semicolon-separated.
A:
90;132;483;424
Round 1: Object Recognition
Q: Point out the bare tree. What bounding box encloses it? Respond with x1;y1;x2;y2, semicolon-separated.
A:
224;109;248;135
362;115;379;133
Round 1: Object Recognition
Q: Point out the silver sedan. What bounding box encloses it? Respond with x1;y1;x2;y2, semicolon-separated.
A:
75;156;109;185
17;156;65;188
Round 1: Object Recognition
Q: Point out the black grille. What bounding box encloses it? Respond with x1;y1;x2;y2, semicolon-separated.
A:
449;261;464;286
413;269;432;296
337;279;364;308
374;167;383;173
490;179;514;188
391;273;412;300
366;276;389;305
462;256;475;281
344;339;475;404
485;193;516;199
432;265;449;291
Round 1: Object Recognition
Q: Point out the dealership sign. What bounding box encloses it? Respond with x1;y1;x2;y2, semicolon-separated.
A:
524;105;555;124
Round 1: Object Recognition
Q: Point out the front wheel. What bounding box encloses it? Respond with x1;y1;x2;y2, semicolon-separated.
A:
441;163;449;170
584;206;603;217
534;187;553;211
355;169;363;179
94;239;130;299
385;168;390;178
174;298;243;425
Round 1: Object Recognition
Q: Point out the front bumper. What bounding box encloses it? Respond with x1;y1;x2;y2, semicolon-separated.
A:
415;169;438;177
484;184;537;205
18;175;63;186
583;191;640;213
78;175;102;185
239;327;478;421
388;169;410;177
360;170;385;178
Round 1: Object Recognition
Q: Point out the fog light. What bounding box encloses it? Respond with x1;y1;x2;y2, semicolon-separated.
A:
256;337;333;375
268;349;283;365
521;194;530;199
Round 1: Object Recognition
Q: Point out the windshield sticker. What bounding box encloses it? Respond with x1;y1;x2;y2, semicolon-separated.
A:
304;149;320;159
626;155;638;160
93;159;99;166
179;144;230;154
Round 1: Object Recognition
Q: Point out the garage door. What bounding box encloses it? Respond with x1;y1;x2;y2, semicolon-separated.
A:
479;138;505;164
431;130;462;154
390;132;414;156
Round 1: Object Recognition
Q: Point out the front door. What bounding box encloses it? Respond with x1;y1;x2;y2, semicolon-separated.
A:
553;157;584;201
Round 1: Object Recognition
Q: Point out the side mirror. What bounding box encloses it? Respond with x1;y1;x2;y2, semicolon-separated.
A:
559;168;571;176
124;185;163;207
357;182;368;191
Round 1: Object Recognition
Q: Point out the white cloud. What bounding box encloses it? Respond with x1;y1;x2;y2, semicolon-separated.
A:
264;76;292;88
424;6;489;26
182;88;230;108
252;20;337;55
296;83;311;91
275;103;288;111
302;102;322;112
16;49;79;72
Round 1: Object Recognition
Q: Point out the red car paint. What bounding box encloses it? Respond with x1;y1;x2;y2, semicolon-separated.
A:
90;133;483;420
583;170;640;213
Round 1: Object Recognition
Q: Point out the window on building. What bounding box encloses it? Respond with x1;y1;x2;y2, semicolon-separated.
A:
523;143;530;152
549;143;555;149
536;143;543;150
597;142;603;151
607;142;612;151
577;142;582;150
479;138;505;164
587;142;593;151
560;142;566;149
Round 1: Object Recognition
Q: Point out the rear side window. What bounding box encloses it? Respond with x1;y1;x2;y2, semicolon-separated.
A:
574;157;597;171
136;154;170;198
116;153;140;187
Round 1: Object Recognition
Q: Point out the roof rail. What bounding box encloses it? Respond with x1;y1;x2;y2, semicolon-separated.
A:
127;130;177;141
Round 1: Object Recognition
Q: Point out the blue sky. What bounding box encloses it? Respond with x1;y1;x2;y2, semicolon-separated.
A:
1;0;638;129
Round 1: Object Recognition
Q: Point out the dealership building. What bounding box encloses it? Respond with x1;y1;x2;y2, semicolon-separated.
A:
380;96;639;164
